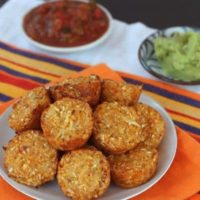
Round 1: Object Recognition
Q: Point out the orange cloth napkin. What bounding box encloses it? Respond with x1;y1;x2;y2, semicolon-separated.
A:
1;65;200;200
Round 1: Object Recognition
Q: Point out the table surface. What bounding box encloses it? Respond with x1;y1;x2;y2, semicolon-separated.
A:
0;0;200;28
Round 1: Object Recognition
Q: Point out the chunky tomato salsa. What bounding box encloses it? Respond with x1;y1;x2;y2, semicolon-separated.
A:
23;1;109;47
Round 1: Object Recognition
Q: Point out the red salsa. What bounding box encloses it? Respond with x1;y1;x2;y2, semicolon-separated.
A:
23;1;109;47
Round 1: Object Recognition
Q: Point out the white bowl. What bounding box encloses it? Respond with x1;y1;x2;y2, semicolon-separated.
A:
0;93;177;200
22;0;113;53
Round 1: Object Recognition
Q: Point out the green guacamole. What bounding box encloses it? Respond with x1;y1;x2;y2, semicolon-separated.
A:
154;31;200;81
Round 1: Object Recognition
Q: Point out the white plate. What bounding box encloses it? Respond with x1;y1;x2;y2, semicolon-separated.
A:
22;0;113;53
0;93;177;200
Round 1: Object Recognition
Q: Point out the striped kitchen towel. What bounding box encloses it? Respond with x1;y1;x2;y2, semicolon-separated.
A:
0;41;200;200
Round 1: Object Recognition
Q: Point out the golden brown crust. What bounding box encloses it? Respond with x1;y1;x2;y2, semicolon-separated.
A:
49;75;101;106
93;102;146;155
4;130;58;187
57;148;110;200
101;79;142;106
4;75;166;194
108;145;158;188
41;97;93;151
8;87;51;132
135;103;166;148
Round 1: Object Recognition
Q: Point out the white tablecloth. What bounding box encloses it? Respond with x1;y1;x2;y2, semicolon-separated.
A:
0;0;199;93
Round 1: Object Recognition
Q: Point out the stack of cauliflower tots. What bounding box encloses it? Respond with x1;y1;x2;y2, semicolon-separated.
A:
4;74;165;200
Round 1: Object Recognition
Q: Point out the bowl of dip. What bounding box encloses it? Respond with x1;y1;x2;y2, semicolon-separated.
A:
22;0;112;52
138;26;200;85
